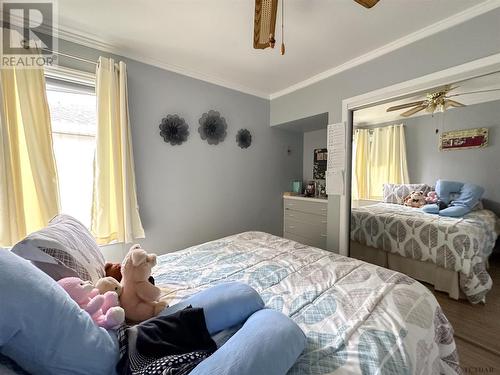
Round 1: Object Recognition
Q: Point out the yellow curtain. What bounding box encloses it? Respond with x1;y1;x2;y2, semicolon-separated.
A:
352;124;409;200
369;124;409;199
0;68;60;247
352;129;370;200
91;57;144;245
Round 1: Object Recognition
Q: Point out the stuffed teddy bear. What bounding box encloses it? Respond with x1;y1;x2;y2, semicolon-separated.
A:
95;276;123;296
105;262;123;282
120;244;167;323
57;277;125;329
404;191;427;208
105;261;155;285
425;191;438;204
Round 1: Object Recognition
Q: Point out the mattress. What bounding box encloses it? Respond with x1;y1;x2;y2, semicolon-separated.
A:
153;231;460;375
351;203;498;303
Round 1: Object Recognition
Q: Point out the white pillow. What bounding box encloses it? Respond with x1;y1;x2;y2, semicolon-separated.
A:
11;214;105;283
383;183;432;205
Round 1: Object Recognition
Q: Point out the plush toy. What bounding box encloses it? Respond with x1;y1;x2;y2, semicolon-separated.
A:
120;244;167;323
425;191;438;204
95;276;122;296
105;261;155;285
105;262;123;282
422;180;484;217
57;277;125;329
404;191;427;208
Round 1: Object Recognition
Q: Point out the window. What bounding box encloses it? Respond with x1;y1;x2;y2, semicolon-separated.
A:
46;80;96;228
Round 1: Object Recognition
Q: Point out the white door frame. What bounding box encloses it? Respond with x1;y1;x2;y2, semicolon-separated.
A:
339;53;500;256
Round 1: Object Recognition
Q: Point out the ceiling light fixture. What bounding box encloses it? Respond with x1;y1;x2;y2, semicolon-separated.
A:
253;0;379;55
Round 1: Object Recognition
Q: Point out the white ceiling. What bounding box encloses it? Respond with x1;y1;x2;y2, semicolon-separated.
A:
55;0;496;98
354;71;500;125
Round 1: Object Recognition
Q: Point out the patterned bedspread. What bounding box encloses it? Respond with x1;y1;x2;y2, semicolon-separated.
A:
351;203;498;303
153;231;460;375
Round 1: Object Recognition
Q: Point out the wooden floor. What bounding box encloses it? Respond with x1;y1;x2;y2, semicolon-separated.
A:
430;252;500;374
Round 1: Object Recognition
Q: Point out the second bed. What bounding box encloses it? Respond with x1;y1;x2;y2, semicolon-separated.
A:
351;202;498;303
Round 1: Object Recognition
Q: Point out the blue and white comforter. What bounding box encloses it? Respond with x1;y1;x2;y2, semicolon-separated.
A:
153;231;460;375
351;203;498;303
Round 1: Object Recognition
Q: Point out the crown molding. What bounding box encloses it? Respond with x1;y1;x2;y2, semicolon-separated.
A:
3;0;498;101
55;26;113;54
269;0;500;100
1;11;270;99
54;27;271;99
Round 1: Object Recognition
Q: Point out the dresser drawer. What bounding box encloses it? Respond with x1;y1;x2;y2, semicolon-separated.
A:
284;210;328;226
284;231;326;249
284;199;327;216
284;217;327;240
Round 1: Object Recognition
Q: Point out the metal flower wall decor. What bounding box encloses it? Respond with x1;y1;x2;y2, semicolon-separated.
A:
159;115;189;145
198;110;227;145
236;129;252;149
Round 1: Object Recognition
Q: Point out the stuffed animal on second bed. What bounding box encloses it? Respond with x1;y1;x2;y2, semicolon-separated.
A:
120;244;167;322
404;191;427;208
57;277;125;329
425;191;438;204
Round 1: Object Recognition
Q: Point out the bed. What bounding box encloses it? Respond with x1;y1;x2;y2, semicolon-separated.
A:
351;203;498;303
153;231;460;375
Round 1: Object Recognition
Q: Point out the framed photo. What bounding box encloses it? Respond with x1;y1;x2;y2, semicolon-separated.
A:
439;127;488;151
313;148;328;179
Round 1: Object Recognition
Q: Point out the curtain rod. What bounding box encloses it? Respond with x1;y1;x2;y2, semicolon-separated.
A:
42;49;98;66
16;38;99;66
355;123;405;130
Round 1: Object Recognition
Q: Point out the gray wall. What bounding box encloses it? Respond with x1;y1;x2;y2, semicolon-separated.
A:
303;129;327;182
403;101;500;214
269;9;500;252
53;38;303;259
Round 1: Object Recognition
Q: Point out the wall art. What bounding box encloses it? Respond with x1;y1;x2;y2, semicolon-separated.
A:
236;128;252;149
159;114;189;145
439;127;488;151
198;110;227;145
313;148;328;179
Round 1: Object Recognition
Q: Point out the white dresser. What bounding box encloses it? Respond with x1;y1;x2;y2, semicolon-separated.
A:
283;195;328;249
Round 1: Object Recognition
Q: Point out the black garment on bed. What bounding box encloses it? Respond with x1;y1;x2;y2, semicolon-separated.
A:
117;307;217;375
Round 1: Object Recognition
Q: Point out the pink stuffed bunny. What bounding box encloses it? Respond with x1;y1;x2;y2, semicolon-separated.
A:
120;244;167;323
58;277;125;329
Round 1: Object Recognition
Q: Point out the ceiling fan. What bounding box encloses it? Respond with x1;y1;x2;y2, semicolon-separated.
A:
386;85;500;117
253;0;379;54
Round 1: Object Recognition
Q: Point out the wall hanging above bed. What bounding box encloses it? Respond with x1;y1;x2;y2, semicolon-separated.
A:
236;129;252;149
198;110;227;145
439;127;488;151
159;114;190;145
